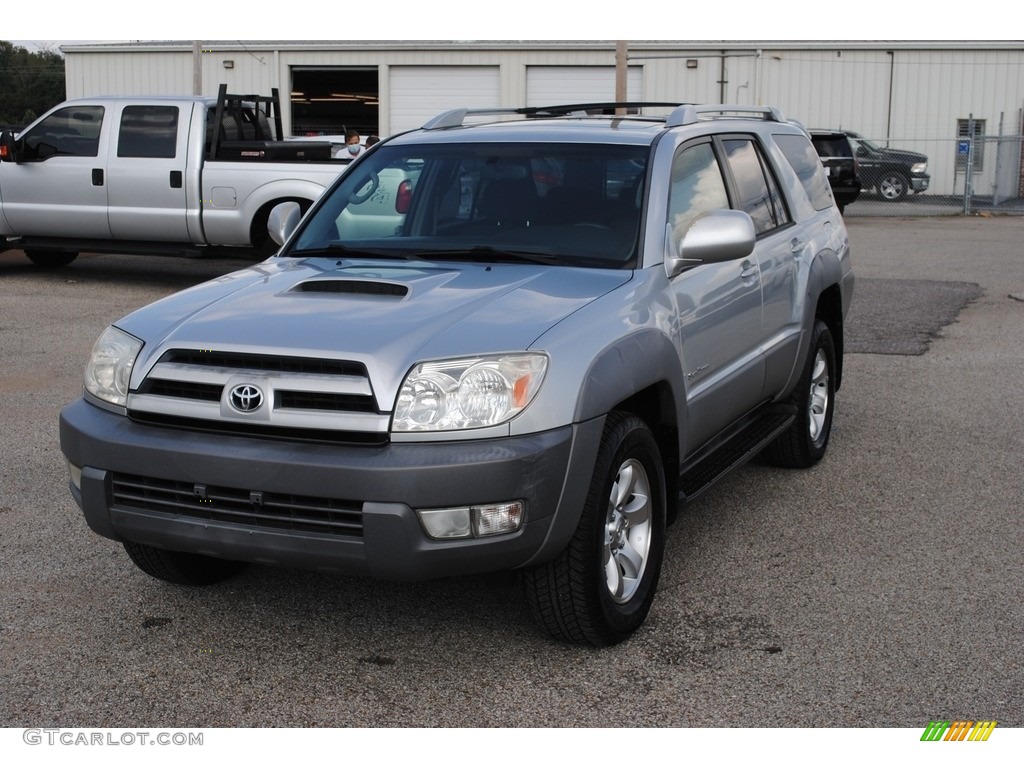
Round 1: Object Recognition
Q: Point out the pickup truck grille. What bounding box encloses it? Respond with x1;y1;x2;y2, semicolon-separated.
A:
126;349;389;442
111;473;363;537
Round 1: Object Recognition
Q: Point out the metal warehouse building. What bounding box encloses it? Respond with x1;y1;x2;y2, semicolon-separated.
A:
62;40;1024;204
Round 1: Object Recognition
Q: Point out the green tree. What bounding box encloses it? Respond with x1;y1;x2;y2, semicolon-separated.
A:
0;41;66;129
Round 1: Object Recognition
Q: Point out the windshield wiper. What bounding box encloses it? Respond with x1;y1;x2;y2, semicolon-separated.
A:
413;246;563;266
285;244;415;260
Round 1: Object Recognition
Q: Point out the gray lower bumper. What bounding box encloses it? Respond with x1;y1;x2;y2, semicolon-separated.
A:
59;398;604;581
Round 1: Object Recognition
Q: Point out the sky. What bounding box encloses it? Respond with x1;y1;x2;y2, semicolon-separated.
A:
5;1;1008;49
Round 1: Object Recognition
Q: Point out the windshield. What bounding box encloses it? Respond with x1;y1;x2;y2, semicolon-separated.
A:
848;132;883;153
287;142;648;268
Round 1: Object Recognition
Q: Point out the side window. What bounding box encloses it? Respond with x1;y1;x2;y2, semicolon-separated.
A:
668;142;729;244
722;138;789;234
19;106;104;159
118;106;179;159
775;133;834;211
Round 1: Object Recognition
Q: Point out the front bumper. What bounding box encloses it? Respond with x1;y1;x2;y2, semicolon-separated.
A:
59;398;603;581
911;174;930;193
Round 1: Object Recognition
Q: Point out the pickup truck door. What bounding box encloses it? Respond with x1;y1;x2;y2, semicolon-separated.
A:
1;105;112;238
667;139;766;451
106;101;193;242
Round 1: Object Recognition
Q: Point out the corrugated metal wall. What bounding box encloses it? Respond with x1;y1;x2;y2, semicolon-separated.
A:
64;41;1024;202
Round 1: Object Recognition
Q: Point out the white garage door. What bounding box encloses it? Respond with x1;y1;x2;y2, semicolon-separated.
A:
526;66;644;107
389;66;501;136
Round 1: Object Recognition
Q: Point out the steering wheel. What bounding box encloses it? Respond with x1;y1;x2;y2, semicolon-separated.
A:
349;172;380;204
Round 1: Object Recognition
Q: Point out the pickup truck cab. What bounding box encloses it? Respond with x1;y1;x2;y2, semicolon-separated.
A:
844;130;930;201
0;87;349;266
59;102;854;646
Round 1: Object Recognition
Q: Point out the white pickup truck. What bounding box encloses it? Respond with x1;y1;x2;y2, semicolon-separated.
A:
0;87;349;266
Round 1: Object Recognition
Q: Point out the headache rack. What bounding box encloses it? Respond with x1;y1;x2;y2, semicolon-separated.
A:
422;102;787;130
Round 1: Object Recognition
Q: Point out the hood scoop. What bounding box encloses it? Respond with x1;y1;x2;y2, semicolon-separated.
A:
293;279;409;298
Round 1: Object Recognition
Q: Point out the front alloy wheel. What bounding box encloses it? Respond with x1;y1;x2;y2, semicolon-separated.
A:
603;458;653;604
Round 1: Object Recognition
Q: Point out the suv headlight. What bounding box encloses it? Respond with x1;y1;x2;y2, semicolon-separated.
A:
393;354;547;432
84;326;143;408
911;162;927;174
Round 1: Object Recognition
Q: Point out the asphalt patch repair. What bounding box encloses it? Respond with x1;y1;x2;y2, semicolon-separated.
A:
845;278;983;356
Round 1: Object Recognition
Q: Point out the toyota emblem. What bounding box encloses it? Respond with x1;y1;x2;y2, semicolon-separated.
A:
229;384;264;413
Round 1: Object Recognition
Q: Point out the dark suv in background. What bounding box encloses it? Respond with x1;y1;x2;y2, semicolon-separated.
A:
809;129;860;213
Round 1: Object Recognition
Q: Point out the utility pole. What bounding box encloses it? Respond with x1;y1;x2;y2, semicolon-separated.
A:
615;41;628;114
192;41;202;96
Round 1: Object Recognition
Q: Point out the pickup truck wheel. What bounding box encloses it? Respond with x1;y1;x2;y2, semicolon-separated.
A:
878;171;909;201
522;412;666;646
123;541;247;586
764;319;836;468
25;250;77;268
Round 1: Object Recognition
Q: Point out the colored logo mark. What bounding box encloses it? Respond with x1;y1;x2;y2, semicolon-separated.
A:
921;721;997;742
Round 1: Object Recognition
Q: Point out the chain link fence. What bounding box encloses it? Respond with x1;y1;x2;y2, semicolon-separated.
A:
844;132;1024;218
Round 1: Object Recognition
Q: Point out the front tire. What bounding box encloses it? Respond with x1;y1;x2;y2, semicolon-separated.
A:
763;319;836;468
878;171;909;201
124;541;247;586
523;412;666;646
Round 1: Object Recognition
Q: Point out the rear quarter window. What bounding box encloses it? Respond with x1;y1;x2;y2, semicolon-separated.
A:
774;133;834;212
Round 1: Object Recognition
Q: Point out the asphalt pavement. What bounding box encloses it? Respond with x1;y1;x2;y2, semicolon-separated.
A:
1;216;1022;729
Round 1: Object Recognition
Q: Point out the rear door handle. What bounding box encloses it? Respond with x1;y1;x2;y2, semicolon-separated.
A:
91;168;104;186
170;170;183;188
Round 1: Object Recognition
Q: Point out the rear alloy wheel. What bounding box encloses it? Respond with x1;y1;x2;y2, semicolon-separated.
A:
763;319;836;468
878;171;909;202
523;412;666;646
25;250;77;268
124;541;247;586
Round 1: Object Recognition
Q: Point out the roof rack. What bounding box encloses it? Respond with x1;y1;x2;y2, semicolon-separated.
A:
666;104;787;127
422;102;786;130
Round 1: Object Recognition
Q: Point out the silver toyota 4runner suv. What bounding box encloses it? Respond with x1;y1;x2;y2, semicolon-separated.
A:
59;103;854;646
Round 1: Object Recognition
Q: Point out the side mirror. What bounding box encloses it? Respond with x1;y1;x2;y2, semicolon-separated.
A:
665;209;755;279
267;201;303;247
0;130;18;163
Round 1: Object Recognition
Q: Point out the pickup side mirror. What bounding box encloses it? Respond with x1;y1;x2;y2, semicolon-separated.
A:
665;209;756;279
267;201;303;247
0;130;19;163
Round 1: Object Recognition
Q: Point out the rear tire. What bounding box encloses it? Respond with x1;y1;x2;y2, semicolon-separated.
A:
25;250;77;268
523;412;666;646
763;319;836;468
123;541;247;586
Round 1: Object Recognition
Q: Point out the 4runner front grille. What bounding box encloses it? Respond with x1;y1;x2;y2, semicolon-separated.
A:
111;473;364;537
126;349;389;441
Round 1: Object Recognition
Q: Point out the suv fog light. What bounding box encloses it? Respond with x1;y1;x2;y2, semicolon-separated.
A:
472;501;524;537
418;507;472;539
417;501;525;540
66;460;83;491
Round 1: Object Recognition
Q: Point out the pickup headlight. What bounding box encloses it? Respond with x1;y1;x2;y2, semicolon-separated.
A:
911;162;927;174
393;354;547;432
84;326;143;407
